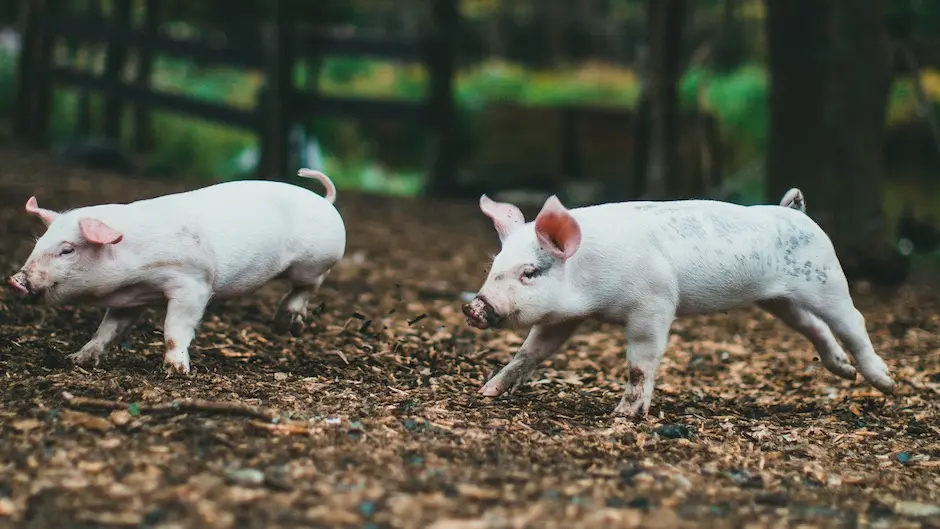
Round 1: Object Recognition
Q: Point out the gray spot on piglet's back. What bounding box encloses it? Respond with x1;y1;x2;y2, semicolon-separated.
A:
708;213;741;240
775;225;828;282
665;215;707;240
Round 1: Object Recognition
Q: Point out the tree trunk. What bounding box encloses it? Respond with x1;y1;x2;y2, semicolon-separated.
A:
766;0;908;285
484;4;504;58
424;0;460;197
643;0;686;199
545;0;567;67
714;0;744;73
631;42;651;198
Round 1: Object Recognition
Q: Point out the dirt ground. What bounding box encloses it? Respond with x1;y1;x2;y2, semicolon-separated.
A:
0;146;938;529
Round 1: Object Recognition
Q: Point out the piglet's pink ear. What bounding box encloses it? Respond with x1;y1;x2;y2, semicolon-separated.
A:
534;195;581;260
480;194;525;243
78;218;124;245
25;196;59;227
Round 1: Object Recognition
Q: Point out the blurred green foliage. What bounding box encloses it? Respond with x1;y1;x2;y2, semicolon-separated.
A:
1;0;940;198
2;45;939;197
680;64;768;169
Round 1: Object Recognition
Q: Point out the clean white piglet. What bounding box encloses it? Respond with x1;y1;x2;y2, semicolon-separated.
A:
462;189;896;417
6;169;345;374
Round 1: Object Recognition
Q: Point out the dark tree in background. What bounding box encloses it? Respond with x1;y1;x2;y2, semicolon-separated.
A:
634;0;687;199
713;0;745;74
766;0;906;284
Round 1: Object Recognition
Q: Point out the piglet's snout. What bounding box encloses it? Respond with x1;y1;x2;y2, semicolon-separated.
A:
6;272;30;298
462;296;503;329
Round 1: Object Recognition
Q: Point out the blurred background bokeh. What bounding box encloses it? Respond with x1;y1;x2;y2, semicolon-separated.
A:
3;0;940;288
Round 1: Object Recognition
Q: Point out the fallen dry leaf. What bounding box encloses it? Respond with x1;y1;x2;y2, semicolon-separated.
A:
0;498;15;517
425;520;490;529
456;484;502;501
59;409;113;432
11;419;41;432
109;409;132;426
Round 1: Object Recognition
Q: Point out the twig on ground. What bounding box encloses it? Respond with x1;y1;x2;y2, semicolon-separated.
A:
247;420;318;436
60;391;280;422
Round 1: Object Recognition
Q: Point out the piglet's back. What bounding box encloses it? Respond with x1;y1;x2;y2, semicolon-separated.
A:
130;180;343;242
96;180;345;292
173;180;343;281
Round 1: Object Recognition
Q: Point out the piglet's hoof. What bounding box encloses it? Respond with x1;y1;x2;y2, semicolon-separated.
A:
288;314;305;337
67;348;104;367
164;363;191;376
478;382;505;397
612;398;648;419
273;310;306;337
480;362;535;397
163;352;191;376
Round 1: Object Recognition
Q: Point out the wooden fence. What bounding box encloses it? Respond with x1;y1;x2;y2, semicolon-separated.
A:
13;0;459;189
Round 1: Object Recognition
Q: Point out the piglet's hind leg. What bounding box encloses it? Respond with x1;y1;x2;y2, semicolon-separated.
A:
274;270;327;337
758;298;857;381
812;302;896;394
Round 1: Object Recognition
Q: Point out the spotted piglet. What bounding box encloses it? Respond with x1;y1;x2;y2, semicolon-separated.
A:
7;169;345;374
462;189;896;417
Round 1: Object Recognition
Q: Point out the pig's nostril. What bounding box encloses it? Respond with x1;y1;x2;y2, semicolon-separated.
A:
7;275;30;297
462;297;499;329
482;303;503;326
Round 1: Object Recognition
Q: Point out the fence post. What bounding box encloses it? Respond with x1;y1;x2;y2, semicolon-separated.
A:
258;0;293;180
75;0;101;136
103;0;132;140
425;0;459;196
16;0;56;148
134;0;158;152
13;0;38;140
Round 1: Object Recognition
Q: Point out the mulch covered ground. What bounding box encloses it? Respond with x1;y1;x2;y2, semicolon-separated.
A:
0;145;938;529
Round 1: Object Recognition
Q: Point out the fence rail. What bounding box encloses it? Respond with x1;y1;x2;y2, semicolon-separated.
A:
48;67;260;129
14;0;457;186
12;0;721;198
40;14;264;67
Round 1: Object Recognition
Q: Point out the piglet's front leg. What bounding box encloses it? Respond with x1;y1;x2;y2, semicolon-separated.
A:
68;307;144;367
613;307;674;418
162;283;211;375
480;319;582;397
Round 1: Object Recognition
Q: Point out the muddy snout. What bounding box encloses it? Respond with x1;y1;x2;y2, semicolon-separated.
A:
461;296;503;329
6;271;36;299
7;272;30;297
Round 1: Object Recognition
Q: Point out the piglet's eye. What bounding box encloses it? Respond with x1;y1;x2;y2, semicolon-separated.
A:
521;268;539;280
59;245;74;256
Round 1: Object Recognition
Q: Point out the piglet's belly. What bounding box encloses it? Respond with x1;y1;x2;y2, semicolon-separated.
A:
675;293;760;317
93;284;168;308
669;248;780;316
210;260;290;298
212;276;281;299
674;275;774;316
